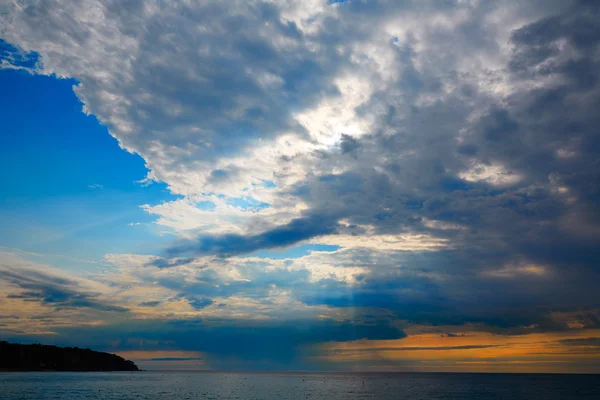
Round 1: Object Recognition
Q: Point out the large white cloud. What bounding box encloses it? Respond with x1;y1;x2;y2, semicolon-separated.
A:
0;0;561;238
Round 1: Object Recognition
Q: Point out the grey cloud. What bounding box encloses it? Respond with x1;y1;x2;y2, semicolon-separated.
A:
0;264;128;313
186;297;214;310
340;133;361;154
165;214;339;258
138;301;161;307
0;0;350;195
149;257;195;269
559;338;600;347
137;0;597;335
326;345;503;354
207;168;236;185
272;0;600;330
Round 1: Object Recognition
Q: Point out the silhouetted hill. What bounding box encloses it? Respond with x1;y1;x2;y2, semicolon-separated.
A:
0;341;139;371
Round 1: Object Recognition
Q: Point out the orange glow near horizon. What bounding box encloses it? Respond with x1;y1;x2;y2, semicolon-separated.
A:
314;329;600;373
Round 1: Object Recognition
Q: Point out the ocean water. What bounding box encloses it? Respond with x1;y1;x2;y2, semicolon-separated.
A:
0;371;598;399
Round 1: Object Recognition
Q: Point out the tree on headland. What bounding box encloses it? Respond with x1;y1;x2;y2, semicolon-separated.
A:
0;341;139;371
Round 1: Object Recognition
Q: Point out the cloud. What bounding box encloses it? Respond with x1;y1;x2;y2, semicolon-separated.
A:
0;252;131;335
27;317;405;369
165;214;339;258
316;329;600;372
186;298;214;310
138;301;161;307
0;38;38;70
0;252;127;314
1;0;600;370
99;247;600;335
5;290;127;313
559;337;600;347
325;344;503;353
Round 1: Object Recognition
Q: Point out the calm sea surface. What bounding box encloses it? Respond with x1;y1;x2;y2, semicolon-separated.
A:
0;371;598;399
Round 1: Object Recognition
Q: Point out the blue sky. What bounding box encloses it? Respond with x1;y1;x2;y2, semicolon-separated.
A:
1;0;600;373
0;68;175;267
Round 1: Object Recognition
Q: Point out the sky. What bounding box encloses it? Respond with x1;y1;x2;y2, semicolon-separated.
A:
1;0;600;373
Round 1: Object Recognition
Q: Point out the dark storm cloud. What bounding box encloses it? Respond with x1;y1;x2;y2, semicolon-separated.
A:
165;214;339;258
262;0;600;331
289;249;587;332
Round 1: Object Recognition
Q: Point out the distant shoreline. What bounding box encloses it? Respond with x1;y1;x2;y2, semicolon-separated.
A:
0;369;144;372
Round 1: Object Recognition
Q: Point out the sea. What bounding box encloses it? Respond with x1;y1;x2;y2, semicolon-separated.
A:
0;371;599;399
